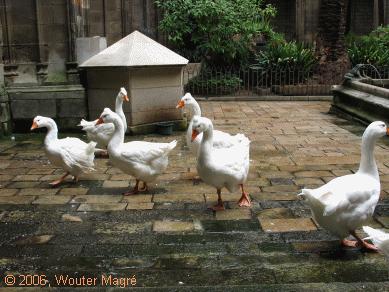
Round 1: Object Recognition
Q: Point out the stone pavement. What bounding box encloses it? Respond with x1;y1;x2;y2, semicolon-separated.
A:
0;101;388;290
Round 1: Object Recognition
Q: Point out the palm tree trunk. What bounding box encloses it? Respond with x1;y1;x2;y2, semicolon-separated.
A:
315;0;350;84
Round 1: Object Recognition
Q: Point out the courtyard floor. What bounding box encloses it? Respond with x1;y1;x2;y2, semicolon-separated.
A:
0;101;388;291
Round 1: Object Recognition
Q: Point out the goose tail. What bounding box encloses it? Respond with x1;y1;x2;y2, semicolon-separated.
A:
86;141;97;156
166;140;177;153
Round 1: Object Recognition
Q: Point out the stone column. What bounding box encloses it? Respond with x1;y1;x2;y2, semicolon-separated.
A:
295;0;305;42
295;0;320;43
0;13;11;135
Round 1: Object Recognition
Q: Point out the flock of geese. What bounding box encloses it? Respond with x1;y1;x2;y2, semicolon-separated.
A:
30;88;389;259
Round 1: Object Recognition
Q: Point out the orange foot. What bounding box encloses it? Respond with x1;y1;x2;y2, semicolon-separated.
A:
238;193;251;207
123;189;139;196
49;180;63;187
341;239;358;248
49;172;69;187
208;203;225;211
341;239;378;251
360;240;378;251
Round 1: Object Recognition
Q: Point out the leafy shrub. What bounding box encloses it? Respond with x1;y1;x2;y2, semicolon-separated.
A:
252;41;316;71
156;0;277;66
185;70;242;96
347;25;389;67
250;40;317;85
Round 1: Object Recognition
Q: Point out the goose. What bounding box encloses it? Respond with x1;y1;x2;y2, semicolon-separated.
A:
298;121;389;250
363;226;389;258
96;108;177;195
176;93;245;155
79;87;128;150
31;116;96;186
191;116;251;210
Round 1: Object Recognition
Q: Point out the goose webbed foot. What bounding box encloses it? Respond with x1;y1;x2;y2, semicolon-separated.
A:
138;182;148;192
208;189;225;211
238;184;251;207
123;180;149;196
49;172;70;187
360;240;379;251
341;239;358;248
344;231;379;252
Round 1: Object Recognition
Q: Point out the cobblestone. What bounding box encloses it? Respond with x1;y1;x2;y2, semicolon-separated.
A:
0;101;388;288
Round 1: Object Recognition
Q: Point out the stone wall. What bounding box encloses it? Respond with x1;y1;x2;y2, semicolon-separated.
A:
349;0;375;35
268;0;296;40
268;0;388;42
1;0;388;85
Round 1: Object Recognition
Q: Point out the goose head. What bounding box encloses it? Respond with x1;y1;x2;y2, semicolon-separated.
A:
176;93;195;109
118;87;129;102
191;116;212;141
96;108;118;125
363;121;389;140
31;116;53;130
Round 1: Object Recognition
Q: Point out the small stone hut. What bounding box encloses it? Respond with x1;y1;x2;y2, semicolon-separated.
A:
80;30;188;134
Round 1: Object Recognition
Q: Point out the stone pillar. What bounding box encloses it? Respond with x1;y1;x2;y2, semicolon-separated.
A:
295;0;320;43
375;0;385;26
0;5;10;136
295;0;305;42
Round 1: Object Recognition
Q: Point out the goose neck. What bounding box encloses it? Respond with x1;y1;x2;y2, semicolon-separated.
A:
44;120;58;146
115;95;127;130
189;101;201;117
358;133;379;179
198;125;213;163
108;117;125;152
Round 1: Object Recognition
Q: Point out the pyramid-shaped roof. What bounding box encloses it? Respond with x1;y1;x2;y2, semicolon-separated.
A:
80;31;188;67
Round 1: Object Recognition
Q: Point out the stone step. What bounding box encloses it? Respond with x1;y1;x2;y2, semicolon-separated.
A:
331;84;389;125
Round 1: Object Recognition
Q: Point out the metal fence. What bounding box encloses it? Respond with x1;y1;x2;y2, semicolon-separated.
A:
183;64;389;97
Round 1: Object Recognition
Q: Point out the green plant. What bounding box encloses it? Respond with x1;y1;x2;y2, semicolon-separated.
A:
185;70;242;96
155;0;277;66
347;25;389;66
250;40;317;85
252;41;316;71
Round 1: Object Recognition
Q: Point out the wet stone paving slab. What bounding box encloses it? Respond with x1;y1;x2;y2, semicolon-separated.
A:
0;101;388;291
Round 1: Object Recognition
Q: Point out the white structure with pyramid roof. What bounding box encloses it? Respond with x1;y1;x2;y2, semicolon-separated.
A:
80;31;188;133
80;30;188;67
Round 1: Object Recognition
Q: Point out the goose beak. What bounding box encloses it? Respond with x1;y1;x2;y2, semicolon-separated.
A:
387;128;389;136
96;117;104;125
191;130;199;142
123;95;129;102
176;100;185;109
30;121;38;130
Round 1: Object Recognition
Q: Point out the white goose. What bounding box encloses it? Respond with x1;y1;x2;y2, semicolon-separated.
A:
177;93;245;155
192;116;251;210
96;108;177;195
31;116;96;186
298;121;389;250
363;226;389;258
79;87;128;149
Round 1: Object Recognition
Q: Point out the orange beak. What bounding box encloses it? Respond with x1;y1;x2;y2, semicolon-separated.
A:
191;130;199;142
176;100;185;109
123;95;129;102
31;121;38;130
96;117;104;125
387;128;389;136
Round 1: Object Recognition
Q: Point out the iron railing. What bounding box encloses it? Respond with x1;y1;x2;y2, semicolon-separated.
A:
183;64;389;97
183;64;332;97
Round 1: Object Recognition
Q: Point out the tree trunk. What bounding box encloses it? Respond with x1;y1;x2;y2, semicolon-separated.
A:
315;0;350;84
